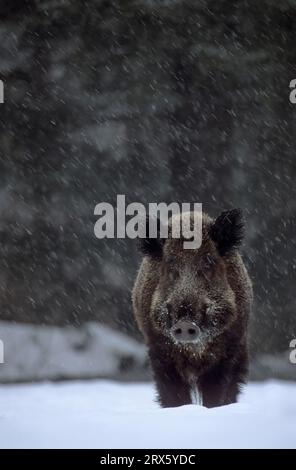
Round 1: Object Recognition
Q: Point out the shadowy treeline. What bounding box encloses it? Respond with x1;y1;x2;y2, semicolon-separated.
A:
0;0;295;356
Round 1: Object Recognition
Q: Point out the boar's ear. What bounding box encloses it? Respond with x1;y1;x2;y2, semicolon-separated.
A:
138;216;164;260
210;208;244;256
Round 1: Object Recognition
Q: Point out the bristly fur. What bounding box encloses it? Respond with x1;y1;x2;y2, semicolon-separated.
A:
210;208;245;256
132;209;253;409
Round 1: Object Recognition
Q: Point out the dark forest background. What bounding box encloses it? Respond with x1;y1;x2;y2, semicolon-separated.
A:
0;0;295;359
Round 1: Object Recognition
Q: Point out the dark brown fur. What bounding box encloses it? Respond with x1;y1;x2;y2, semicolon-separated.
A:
132;210;253;408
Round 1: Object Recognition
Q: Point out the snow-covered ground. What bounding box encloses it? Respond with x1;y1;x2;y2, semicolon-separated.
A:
0;380;295;448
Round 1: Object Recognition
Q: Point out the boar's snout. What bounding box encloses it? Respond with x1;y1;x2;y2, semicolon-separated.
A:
170;320;200;343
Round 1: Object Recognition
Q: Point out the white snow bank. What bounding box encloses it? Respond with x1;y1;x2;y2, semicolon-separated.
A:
0;322;147;382
0;380;295;448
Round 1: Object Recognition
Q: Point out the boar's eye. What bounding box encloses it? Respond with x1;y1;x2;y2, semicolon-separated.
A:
169;269;179;282
167;264;179;281
201;253;215;271
164;255;179;281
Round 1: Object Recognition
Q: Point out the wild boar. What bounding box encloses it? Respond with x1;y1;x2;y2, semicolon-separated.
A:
132;209;253;408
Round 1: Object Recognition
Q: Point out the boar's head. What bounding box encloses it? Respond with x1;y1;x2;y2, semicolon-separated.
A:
139;209;245;351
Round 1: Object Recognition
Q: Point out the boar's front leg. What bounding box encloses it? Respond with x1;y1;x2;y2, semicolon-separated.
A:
199;364;244;408
199;345;248;408
149;353;192;408
200;376;240;408
199;371;231;408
